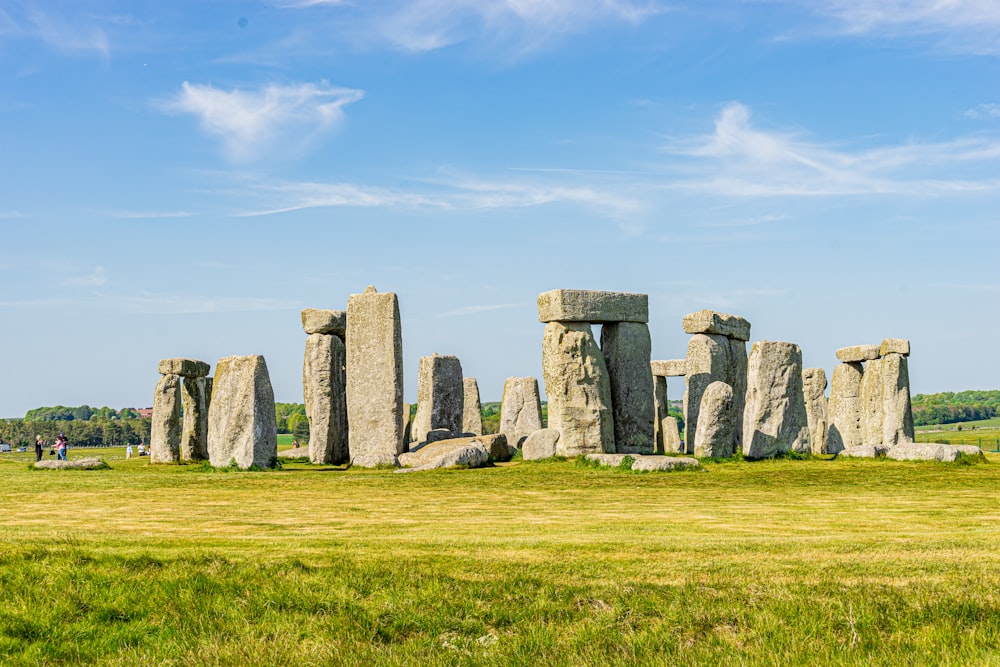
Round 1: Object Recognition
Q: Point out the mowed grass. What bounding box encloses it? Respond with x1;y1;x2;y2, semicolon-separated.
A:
915;427;1000;450
1;448;999;665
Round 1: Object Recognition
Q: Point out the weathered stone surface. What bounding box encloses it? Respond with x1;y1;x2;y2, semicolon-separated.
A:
827;362;864;453
402;403;412;446
879;338;910;357
583;453;630;467
650;359;687;377
411;354;464;445
537;289;648;323
661;416;683;454
301;308;346;337
462;377;483;436
180;376;211;462
478;433;511;461
886;443;957;462
684;333;729;455
802;368;828;455
727;338;748;451
149;374;181;464
34;457;106;470
542;323;615;456
346;286;404;467
395;438;489;472
522;428;560;460
743;341;810;459
158;358;210;378
838;444;889;459
859;357;884;446
694;381;735;458
425;429;453;443
681;310;751;341
835;345;880;363
601;322;654;454
303;333;348;465
653;376;668;453
630;456;701;472
954;444;985;457
207;355;278;469
881;353;914;447
500;377;543;448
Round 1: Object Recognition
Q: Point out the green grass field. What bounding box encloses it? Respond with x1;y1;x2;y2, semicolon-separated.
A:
915;427;1000;450
1;447;999;665
916;417;1000;432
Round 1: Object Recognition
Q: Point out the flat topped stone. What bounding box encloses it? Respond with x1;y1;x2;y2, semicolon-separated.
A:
35;457;106;470
537;289;648;323
835;344;880;363
158;358;209;378
584;453;701;471
682;310;750;341
651;359;687;377
301;309;346;336
395;438;490;472
880;338;910;357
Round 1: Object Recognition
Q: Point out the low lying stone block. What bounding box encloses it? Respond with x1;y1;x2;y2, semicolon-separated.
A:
886;443;957;462
630;456;700;472
835;345;880;363
837;444;888;459
537;289;648;323
584;453;631;467
651;359;687;377
34;457;107;470
681;310;751;341
301;309;346;337
395;438;490;472
522;429;560;460
158;358;210;378
879;338;910;357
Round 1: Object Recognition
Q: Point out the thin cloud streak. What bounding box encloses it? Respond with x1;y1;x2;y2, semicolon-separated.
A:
436;303;522;317
61;266;107;288
108;210;194;219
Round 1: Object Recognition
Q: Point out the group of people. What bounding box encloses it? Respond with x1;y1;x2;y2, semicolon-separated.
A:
124;442;147;459
34;433;68;461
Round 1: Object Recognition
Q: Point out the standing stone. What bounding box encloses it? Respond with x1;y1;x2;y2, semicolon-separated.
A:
601;322;654;454
207;355;277;469
462;377;483;436
743;341;810;459
500;377;543;448
180;376;211;462
661;416;683;454
346;286;404;467
653;376;668;454
802;368;829;455
541;322;615;456
726;338;748;452
882;353;914;446
859;357;884;446
684;334;729;455
694;381;735;458
410;354;464;445
150;374;182;464
303;333;348;465
827;362;864;453
402;403;413;446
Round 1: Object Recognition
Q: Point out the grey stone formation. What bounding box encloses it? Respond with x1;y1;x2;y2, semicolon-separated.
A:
838;444;889;459
859;357;885;447
650;359;687;377
522;428;561;460
158;358;210;378
886;443;959;462
835;345;881;363
693;381;735;458
879;338;910;357
802;368;829;455
881;352;914;447
542;322;615;456
653;376;668;453
661;416;683;454
149;373;182;464
346;286;404;467
600;322;654;454
207;355;277;469
35;457;105;470
584;453;701;471
410;354;464;445
742;341;810;459
477;433;511;461
681;310;751;341
500;377;543;448
462;377;483;436
395;438;490;473
180;376;211;462
684;332;746;456
827;361;864;453
301;308;346;337
402;403;413;446
537;289;648;323
303;333;348;465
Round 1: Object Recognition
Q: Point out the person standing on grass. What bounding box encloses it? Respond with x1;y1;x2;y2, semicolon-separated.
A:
56;433;67;461
34;435;44;462
126;442;133;460
138;442;145;457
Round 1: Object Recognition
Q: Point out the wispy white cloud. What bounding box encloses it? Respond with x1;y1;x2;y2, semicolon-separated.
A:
107;210;194;219
62;266;107;288
965;104;1000;120
0;211;24;219
118;293;297;315
0;4;112;60
436;303;522;317
157;81;364;161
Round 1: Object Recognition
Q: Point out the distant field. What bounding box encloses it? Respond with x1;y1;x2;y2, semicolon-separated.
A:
916;417;1000;431
915;428;1000;450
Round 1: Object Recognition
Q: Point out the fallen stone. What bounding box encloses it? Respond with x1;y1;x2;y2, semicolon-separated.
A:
537;289;648;323
681;310;751;341
301;308;346;337
207;355;278;469
462;377;483;436
953;444;985;457
500;377;543;448
158;358;210;378
303;333;348;465
879;338;910;357
859;357;884;446
601;322;655;454
827;362;864;453
835;345;881;363
410;354;464;445
477;433;511;461
630;456;701;472
584;453;630;467
886;443;957;462
743;341;810;459
542;322;615;456
395;438;490;472
180;376;211;462
881;353;914;447
694;381;735;458
802;368;828;455
661;416;683;454
650;359;687;377
837;444;889;459
346;286;405;467
521;428;560;460
34;457;106;470
149;373;182;464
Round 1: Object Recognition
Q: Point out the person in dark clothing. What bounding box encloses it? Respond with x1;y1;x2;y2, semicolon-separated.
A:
34;435;44;462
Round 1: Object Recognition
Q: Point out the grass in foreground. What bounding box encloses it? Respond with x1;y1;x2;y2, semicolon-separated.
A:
1;449;999;665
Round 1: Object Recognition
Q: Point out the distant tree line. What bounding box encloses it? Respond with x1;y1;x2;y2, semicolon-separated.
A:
912;391;1000;426
0;418;151;448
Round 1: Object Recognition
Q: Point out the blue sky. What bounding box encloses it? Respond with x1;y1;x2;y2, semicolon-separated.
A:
1;0;999;417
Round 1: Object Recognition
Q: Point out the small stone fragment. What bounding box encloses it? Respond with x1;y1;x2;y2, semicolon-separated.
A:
521;428;561;461
537;289;648;323
681;310;751;341
835;345;881;363
301;309;346;337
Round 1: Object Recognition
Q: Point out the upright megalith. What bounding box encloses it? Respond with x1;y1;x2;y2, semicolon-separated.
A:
881;347;914;447
180;376;211;461
411;354;464;445
601;322;654;454
743;341;810;459
859;357;885;447
827;361;864;453
542;321;615;456
500;376;543;448
346;286;405;467
661;417;683;454
694;381;735;458
303;333;348;465
652;376;669;454
802;368;828;455
462;377;483;436
150;373;182;463
651;359;685;454
207;355;277;469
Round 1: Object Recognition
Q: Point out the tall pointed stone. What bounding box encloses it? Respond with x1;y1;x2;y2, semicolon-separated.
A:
410;354;464;445
180;375;211;461
601;322;654;454
802;368;828;455
303;333;348;464
500;377;543;448
207;355;277;469
462;377;483;436
150;373;182;464
827;362;863;453
882;353;914;446
346;286;404;467
743;341;810;459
